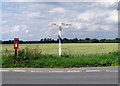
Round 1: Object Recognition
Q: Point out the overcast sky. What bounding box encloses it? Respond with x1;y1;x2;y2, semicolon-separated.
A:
1;1;118;41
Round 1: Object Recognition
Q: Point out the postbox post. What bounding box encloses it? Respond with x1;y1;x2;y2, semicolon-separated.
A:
14;38;19;63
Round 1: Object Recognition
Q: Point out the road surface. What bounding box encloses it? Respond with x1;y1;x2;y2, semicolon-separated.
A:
1;66;119;84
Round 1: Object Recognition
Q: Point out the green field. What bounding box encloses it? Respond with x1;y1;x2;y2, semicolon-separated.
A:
2;43;118;55
2;43;119;68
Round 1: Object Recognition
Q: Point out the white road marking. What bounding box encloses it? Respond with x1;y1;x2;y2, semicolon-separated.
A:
67;71;81;72
13;70;26;72
49;71;63;72
86;70;101;72
106;70;118;72
31;71;43;72
0;70;10;72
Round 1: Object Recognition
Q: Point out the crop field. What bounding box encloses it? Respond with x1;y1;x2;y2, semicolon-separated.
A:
2;43;118;55
2;43;119;68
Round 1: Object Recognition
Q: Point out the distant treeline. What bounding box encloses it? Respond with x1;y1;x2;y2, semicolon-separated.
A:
1;38;120;44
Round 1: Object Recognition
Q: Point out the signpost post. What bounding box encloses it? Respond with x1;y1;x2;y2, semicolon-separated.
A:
58;26;62;56
14;38;19;63
49;22;72;56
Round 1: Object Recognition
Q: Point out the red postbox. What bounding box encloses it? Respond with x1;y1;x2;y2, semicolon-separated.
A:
14;38;19;49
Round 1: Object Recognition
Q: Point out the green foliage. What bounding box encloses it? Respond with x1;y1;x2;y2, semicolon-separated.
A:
2;48;119;68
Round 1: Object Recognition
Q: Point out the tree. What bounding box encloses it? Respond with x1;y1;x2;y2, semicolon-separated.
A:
44;38;47;43
62;38;69;43
92;39;99;43
40;39;43;43
85;38;91;43
85;38;90;40
71;38;78;43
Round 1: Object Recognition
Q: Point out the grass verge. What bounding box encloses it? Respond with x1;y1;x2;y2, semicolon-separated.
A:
2;48;119;68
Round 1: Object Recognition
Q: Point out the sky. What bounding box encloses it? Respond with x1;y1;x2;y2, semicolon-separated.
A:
1;1;118;41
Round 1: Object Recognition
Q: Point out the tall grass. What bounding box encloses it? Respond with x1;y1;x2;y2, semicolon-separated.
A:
2;43;118;55
2;48;119;68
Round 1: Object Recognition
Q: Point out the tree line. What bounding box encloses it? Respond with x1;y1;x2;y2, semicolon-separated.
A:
2;38;120;44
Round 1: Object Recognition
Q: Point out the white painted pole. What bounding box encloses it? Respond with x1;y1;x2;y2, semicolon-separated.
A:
49;22;72;56
58;26;62;56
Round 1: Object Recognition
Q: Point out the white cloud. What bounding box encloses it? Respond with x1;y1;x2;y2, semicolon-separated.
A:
92;2;117;8
12;25;28;32
105;10;118;23
2;21;7;24
26;12;44;18
86;24;113;31
0;20;8;24
101;25;112;31
27;12;40;17
72;22;82;29
49;7;66;13
77;7;118;26
25;30;29;33
69;22;113;32
78;11;95;22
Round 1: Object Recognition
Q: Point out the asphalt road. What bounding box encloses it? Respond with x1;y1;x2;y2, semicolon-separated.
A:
1;66;119;84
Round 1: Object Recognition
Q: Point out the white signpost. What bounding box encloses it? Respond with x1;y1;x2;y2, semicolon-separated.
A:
49;22;72;56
